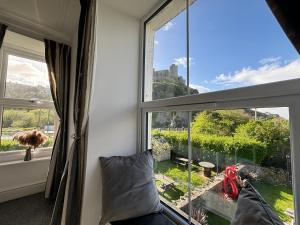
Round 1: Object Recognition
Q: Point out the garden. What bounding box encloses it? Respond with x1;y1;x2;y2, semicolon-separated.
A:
152;109;294;225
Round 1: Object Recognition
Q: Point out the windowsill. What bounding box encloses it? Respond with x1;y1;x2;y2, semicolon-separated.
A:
0;156;51;167
0;147;52;164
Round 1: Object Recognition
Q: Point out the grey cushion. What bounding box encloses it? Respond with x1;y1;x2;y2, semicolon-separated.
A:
99;151;162;225
231;182;284;225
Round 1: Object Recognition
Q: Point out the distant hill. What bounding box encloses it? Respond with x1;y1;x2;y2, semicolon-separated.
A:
5;82;52;101
244;108;280;119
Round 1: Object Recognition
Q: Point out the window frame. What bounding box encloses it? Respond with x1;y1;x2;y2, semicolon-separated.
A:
139;1;300;224
0;44;55;162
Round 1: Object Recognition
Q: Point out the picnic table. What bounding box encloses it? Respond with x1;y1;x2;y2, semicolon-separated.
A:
175;157;189;167
157;176;176;194
199;161;215;177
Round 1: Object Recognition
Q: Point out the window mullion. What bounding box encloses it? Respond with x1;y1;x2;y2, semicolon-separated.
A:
289;102;300;225
186;0;192;222
0;50;8;99
0;98;53;109
0;106;3;143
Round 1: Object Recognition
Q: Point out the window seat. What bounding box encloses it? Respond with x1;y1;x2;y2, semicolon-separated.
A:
110;212;175;225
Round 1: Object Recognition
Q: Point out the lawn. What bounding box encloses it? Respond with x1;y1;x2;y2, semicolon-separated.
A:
154;160;293;224
155;160;206;186
154;160;207;201
254;182;294;223
156;180;187;202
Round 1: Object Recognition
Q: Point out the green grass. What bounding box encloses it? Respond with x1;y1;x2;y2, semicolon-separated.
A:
254;182;293;222
154;160;207;202
156;180;187;202
154;160;206;188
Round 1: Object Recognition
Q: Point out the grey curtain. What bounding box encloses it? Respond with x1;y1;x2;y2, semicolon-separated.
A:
50;0;96;224
0;23;7;48
266;0;300;54
44;40;71;201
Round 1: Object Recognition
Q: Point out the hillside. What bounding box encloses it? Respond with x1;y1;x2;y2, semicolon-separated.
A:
5;82;52;101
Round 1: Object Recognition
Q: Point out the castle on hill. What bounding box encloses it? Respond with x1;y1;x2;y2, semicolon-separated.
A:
153;64;181;82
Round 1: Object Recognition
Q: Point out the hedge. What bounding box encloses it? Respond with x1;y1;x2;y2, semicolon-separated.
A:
152;130;267;165
0;138;54;152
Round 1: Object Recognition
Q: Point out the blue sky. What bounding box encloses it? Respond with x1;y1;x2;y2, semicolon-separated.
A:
153;0;300;95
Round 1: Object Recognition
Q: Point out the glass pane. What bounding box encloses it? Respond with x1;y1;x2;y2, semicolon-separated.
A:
5;54;52;101
148;107;293;224
144;0;189;101
149;111;191;219
189;0;300;94
0;108;55;152
189;108;293;224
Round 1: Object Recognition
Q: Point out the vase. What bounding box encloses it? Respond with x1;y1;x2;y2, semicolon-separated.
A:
24;148;32;161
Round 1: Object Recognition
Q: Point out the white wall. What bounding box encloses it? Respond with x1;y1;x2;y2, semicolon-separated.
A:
80;2;140;225
0;157;50;203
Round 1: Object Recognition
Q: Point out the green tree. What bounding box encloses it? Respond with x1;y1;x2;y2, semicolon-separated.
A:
192;110;249;136
235;118;289;145
3;109;54;129
235;118;290;168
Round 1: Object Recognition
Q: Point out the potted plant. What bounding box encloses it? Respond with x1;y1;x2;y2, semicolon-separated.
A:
13;130;48;161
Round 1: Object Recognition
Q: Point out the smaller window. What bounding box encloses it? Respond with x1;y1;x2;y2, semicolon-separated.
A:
0;31;56;156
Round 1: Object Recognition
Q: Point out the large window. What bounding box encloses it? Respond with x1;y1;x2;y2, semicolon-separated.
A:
142;1;300;225
0;31;55;155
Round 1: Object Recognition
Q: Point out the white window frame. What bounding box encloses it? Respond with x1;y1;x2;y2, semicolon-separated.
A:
139;1;300;224
0;45;55;162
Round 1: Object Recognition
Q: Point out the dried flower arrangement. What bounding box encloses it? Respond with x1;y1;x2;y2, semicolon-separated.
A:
13;130;48;161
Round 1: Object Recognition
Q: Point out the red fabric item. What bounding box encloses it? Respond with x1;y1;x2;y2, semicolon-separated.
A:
223;165;239;199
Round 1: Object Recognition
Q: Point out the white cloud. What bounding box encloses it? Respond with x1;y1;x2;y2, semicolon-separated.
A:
154;40;159;45
259;56;281;65
215;58;300;86
162;22;174;31
6;55;49;87
174;57;194;68
190;84;210;93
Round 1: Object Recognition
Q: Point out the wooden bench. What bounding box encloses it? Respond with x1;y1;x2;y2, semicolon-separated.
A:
174;157;189;168
161;182;176;193
156;176;176;194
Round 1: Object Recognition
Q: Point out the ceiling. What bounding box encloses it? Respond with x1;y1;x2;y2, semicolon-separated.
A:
0;0;80;44
0;0;162;43
103;0;162;19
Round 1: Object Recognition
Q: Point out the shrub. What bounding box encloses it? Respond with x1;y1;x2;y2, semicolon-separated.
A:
152;130;267;165
192;110;249;136
0;137;54;152
0;139;23;151
235;118;290;168
152;137;171;161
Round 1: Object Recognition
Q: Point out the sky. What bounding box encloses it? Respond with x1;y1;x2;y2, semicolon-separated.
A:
152;0;299;119
7;55;49;88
